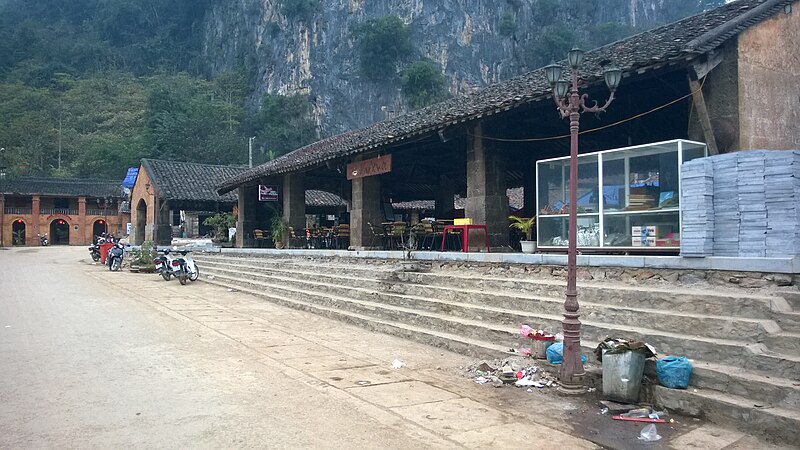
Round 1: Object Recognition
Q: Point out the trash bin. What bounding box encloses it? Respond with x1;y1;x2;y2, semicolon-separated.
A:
99;242;114;264
531;334;555;359
602;349;646;403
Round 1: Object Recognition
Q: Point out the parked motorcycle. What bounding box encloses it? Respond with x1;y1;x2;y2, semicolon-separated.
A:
107;242;125;271
37;233;49;246
88;234;108;262
152;249;175;281
174;250;199;285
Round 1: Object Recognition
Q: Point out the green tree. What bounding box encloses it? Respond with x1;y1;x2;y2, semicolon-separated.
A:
252;93;317;159
400;60;449;110
352;15;414;82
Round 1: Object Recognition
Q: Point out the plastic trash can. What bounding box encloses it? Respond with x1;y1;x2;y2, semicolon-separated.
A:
99;242;114;264
602;349;646;403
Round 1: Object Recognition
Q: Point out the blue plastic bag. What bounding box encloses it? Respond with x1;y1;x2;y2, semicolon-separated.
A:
546;342;587;365
656;356;693;389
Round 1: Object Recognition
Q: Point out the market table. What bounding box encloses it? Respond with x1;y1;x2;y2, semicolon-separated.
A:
440;224;490;253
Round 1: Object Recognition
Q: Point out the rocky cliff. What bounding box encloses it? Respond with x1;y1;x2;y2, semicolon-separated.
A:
203;0;713;136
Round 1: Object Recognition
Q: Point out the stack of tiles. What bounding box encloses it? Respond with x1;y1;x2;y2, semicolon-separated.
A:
681;150;799;258
764;151;799;257
736;152;767;257
710;153;740;256
680;158;715;257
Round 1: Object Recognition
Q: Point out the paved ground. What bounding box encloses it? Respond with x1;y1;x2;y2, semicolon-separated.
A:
0;247;788;449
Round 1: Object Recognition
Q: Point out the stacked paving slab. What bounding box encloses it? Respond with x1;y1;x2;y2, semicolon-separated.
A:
195;253;800;445
681;150;800;258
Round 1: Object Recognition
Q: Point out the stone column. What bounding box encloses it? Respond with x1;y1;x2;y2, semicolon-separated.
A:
282;173;306;234
435;175;456;219
236;185;258;248
155;200;172;246
350;173;383;249
31;195;40;246
78;196;87;245
465;122;509;249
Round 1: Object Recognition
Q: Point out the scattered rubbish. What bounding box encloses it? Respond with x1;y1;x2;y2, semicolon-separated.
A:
518;324;557;359
519;324;534;337
594;338;657;362
554;333;564;342
465;357;559;390
356;381;371;386
599;408;609;415
656;356;693;389
638;424;662;442
3;325;10;328
519;348;532;357
227;288;238;292
391;359;405;369
587;387;596;393
207;275;215;280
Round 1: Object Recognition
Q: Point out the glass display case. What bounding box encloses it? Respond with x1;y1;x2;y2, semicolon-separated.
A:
536;139;707;251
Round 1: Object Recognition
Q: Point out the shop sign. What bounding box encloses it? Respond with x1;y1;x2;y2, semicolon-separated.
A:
347;155;392;180
258;185;279;202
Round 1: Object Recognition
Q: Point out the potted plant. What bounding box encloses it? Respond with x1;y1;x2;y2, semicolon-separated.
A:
203;212;236;244
509;215;537;253
270;215;289;249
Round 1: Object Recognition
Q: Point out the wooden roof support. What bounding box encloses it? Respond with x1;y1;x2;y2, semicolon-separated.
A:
688;73;720;155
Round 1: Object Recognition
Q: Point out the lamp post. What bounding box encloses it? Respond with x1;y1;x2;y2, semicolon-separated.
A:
544;48;622;393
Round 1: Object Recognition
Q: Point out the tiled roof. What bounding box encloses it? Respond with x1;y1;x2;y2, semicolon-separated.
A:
218;0;791;194
306;190;347;207
142;159;249;203
0;177;124;198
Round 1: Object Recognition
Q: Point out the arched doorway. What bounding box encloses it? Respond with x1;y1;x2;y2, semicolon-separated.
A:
50;219;70;245
135;199;147;245
12;219;26;246
92;219;107;241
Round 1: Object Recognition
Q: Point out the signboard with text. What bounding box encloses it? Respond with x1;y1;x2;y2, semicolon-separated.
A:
346;154;392;180
258;185;279;202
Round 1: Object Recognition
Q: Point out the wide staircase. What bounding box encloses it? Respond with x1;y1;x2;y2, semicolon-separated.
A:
195;252;800;445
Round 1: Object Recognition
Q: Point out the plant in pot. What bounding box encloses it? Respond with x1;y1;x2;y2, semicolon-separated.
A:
509;215;537;253
270;215;289;249
203;213;236;244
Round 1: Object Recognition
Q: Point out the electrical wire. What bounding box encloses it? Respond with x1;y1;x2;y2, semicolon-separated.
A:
474;76;707;143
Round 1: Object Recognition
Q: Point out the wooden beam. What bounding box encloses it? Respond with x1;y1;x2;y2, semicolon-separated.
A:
688;75;719;155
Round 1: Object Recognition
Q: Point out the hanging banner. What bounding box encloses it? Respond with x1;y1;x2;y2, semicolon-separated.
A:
346;154;392;180
258;185;279;202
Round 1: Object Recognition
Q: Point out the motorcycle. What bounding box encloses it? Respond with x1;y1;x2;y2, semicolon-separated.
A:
174;250;199;285
37;233;49;246
152;249;175;281
88;234;107;262
107;242;125;271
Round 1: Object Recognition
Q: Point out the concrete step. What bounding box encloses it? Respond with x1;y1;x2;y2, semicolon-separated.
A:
687;362;800;410
201;265;800;381
198;254;791;319
200;258;780;343
762;332;800;354
775;312;800;334
654;385;800;447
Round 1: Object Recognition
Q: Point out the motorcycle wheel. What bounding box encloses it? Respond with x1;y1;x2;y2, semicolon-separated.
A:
91;252;100;262
189;266;199;281
161;269;171;281
110;258;121;271
178;269;188;285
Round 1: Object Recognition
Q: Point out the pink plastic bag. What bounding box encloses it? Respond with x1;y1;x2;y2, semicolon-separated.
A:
519;324;533;338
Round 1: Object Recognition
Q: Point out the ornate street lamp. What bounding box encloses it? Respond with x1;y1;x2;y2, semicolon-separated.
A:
544;49;621;393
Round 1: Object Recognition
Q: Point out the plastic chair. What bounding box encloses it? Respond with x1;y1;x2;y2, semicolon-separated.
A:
367;222;388;249
335;224;350;249
252;229;266;248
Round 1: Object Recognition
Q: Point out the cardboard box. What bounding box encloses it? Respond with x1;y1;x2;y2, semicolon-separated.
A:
632;236;657;247
631;225;658;238
454;218;473;225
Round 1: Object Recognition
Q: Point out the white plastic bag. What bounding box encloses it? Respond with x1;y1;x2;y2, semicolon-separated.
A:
638;424;661;442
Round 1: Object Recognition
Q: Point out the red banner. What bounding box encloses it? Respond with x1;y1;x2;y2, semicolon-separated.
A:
346;155;392;180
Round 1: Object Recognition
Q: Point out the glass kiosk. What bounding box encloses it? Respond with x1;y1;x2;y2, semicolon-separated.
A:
536;139;707;252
